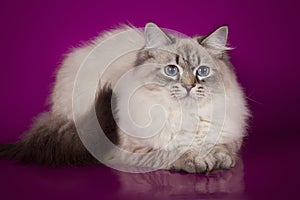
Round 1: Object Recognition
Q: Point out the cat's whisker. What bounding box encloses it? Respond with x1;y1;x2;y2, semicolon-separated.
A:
246;96;262;105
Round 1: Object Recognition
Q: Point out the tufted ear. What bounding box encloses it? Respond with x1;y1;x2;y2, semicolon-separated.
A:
144;22;172;48
199;25;232;55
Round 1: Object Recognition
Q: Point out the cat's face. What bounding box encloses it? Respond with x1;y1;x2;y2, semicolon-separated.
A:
133;23;231;102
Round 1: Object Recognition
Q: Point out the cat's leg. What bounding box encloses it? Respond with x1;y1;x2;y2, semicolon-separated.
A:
171;139;242;173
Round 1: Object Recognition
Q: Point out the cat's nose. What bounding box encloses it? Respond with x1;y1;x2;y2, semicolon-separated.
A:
182;84;195;92
181;75;196;92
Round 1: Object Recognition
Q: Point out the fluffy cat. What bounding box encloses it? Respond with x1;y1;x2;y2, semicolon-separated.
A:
0;23;249;173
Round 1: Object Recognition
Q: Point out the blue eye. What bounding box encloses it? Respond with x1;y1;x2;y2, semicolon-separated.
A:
197;66;210;77
164;65;179;76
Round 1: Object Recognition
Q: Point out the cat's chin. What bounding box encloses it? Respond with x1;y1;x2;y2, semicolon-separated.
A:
173;95;203;101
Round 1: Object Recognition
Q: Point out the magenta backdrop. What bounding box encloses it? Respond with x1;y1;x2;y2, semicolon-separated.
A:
0;0;299;199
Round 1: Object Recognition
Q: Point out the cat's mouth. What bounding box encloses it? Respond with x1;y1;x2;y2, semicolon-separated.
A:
170;85;205;100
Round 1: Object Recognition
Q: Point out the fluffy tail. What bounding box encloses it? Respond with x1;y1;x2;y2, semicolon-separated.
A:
0;112;99;166
0;86;117;166
0;143;22;159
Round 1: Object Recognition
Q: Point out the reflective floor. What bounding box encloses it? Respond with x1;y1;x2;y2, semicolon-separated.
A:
1;135;299;200
116;158;245;199
0;159;245;200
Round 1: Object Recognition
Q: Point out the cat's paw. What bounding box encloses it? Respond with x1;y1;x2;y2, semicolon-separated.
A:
170;151;201;173
171;149;236;173
214;151;236;169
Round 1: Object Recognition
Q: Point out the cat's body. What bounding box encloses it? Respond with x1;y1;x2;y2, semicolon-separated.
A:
0;23;249;173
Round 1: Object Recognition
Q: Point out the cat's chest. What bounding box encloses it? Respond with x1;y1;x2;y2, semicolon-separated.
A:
165;99;212;134
167;108;199;133
153;101;213;150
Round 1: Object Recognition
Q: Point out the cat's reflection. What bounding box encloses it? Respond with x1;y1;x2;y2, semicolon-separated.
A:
115;157;244;199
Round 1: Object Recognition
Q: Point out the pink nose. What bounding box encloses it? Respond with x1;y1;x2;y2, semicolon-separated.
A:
182;83;195;92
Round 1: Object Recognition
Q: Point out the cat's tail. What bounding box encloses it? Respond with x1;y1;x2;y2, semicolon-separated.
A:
0;142;22;159
0;86;116;166
0;112;99;166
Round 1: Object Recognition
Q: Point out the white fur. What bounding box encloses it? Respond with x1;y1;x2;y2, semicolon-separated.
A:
51;26;144;120
50;24;250;171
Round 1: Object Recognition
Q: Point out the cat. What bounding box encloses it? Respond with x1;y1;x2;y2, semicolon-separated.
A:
0;22;250;173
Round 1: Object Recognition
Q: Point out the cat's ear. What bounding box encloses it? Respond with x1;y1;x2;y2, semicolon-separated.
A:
144;22;172;48
198;25;232;55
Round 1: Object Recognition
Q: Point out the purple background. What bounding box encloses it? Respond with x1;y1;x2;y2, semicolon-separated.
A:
0;0;299;199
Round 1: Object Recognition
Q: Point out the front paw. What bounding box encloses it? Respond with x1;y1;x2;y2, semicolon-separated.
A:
213;151;236;169
171;150;236;173
171;151;200;173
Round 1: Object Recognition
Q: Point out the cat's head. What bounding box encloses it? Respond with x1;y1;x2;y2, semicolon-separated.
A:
133;22;233;101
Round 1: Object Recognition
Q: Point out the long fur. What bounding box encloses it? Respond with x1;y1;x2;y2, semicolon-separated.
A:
0;26;135;166
0;23;250;173
0;112;97;166
0;85;118;166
